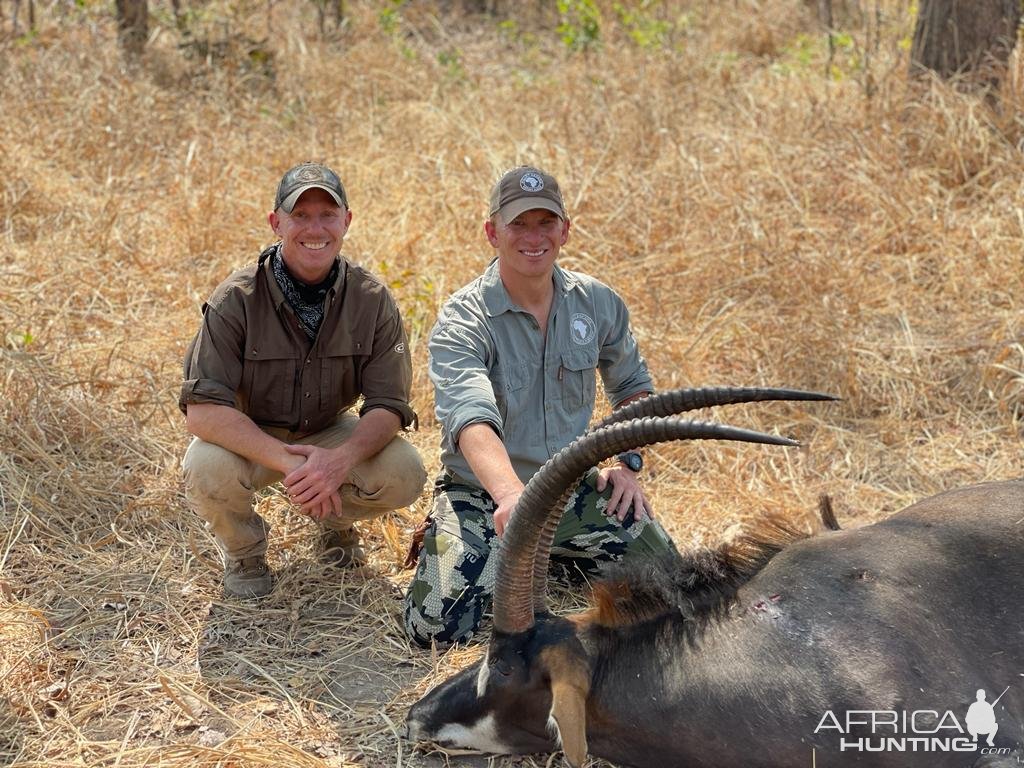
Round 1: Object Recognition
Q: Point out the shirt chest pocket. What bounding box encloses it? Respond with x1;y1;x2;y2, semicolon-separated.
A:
320;338;368;412
492;361;530;423
560;347;598;411
242;347;298;424
495;362;536;444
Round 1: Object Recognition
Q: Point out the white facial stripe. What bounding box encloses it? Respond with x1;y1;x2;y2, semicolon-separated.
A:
435;715;513;754
476;653;490;697
405;717;424;741
546;714;563;747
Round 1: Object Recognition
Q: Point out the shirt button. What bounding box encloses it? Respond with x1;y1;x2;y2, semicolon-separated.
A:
304;419;309;426
305;359;311;365
304;392;310;399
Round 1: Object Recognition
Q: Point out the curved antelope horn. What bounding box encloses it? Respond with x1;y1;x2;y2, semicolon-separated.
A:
523;387;837;614
492;417;800;635
590;387;838;433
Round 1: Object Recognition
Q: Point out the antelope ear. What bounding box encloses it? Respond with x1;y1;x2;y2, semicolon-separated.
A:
550;675;589;767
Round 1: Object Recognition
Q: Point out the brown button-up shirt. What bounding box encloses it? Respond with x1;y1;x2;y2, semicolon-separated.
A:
179;246;416;434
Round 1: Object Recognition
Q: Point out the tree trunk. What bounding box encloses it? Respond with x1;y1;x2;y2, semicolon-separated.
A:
313;0;345;35
817;0;833;29
115;0;148;57
805;0;861;27
10;0;38;36
910;0;1021;91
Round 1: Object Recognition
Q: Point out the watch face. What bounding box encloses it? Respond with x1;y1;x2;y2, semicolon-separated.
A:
620;452;643;472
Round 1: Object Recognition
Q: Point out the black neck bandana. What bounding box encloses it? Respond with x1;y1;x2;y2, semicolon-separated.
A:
270;243;339;340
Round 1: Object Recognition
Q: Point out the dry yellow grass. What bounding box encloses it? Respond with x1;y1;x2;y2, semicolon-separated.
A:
1;1;1022;766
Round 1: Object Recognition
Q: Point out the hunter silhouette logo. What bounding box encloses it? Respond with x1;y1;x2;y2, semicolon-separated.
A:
966;687;1007;747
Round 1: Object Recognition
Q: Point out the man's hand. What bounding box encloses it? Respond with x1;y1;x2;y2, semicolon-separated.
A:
282;444;350;522
595;465;653;522
493;488;523;537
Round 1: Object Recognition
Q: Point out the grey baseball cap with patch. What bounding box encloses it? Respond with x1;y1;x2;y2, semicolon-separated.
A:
274;162;348;213
488;166;566;222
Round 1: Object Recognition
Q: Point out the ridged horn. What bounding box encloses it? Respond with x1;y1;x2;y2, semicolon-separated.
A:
590;387;838;433
492;417;800;635
531;484;580;614
526;387;837;612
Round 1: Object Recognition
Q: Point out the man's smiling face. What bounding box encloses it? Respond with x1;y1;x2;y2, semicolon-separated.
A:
486;208;570;284
269;187;352;283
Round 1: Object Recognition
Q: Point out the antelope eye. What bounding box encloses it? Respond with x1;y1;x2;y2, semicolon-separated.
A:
491;658;513;677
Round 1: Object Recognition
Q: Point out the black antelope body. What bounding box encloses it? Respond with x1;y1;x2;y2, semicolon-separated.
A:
404;387;1024;768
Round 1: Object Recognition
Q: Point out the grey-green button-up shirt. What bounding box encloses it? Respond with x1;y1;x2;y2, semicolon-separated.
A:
429;259;653;488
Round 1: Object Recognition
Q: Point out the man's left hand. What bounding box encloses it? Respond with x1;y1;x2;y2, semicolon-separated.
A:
595;465;654;522
282;444;349;521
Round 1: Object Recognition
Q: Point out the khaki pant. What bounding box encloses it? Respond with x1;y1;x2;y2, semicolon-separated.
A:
182;412;426;561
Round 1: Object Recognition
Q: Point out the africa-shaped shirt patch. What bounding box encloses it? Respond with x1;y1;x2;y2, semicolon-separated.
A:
570;313;596;345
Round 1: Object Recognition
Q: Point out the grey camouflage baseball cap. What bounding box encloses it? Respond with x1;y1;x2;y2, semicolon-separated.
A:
274;162;348;213
488;166;566;222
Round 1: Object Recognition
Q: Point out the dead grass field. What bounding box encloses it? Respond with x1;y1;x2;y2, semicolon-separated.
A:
1;1;1023;766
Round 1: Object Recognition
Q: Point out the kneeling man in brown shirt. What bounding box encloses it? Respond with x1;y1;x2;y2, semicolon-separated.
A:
179;162;426;598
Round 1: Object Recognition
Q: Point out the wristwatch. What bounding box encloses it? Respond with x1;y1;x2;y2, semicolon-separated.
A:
616;451;643;473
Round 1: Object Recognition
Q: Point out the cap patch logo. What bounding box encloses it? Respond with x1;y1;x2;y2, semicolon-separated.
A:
297;166;322;181
520;172;544;192
570;313;596;345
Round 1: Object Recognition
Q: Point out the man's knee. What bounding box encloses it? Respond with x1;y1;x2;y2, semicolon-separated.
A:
181;438;254;507
555;467;676;560
403;584;485;648
403;591;447;648
386;437;427;507
351;436;426;511
402;524;491;647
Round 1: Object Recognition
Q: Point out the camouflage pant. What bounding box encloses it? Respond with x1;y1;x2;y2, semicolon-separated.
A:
403;467;676;647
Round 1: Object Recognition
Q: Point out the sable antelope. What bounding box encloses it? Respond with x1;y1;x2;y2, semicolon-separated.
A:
404;387;1024;767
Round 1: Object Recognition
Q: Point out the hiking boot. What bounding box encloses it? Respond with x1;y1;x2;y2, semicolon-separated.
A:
224;555;273;598
320;526;366;568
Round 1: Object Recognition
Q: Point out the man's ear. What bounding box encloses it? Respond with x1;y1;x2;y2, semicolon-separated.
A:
268;210;281;235
484;217;500;247
542;646;590;768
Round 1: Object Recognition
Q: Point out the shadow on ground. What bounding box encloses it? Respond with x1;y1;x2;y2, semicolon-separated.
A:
195;555;500;765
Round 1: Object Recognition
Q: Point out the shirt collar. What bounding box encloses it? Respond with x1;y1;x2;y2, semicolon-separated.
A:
259;243;347;310
481;259;581;318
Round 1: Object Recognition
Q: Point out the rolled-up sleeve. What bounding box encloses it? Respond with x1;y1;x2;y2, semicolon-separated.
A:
178;302;244;414
597;289;654;405
359;289;417;429
428;303;502;453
